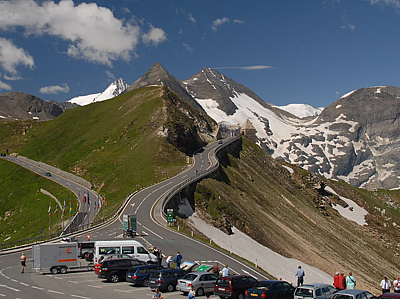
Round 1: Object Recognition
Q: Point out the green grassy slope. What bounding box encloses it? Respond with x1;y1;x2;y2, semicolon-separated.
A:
191;138;400;292
0;159;77;242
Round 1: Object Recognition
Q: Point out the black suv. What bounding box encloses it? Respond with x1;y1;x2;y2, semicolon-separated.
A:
214;275;258;299
98;258;146;283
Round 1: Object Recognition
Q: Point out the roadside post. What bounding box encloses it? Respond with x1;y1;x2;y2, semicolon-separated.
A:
167;209;174;226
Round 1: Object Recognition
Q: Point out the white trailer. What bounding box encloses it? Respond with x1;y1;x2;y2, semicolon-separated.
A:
32;243;79;274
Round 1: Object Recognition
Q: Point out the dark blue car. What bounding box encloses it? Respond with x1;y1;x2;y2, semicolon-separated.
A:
126;264;165;286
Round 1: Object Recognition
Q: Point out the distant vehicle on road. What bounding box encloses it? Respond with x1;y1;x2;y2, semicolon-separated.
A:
244;280;295;299
61;236;77;243
94;254;145;274
218;140;223;144
45;172;52;177
78;241;95;259
33;243;79;274
0;153;5;157
177;271;219;296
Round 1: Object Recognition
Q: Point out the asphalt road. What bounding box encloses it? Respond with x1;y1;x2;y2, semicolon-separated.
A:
0;137;268;299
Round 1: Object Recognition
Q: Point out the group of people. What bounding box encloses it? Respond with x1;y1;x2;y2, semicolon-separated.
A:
333;272;357;290
164;251;183;269
379;276;400;294
211;262;230;277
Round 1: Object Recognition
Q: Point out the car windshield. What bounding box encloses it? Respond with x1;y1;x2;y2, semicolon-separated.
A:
254;281;273;290
182;273;198;281
150;272;161;278
295;288;313;297
216;279;231;287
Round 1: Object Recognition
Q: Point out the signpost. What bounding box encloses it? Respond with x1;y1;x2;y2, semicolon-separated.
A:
167;209;174;225
123;214;137;232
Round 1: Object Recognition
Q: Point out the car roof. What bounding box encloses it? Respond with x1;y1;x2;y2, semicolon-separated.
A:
103;258;134;262
336;289;369;295
297;283;332;289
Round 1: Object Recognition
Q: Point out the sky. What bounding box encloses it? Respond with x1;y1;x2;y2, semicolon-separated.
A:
1;0;400;108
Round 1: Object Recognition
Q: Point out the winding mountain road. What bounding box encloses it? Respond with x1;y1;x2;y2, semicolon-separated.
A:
0;136;268;299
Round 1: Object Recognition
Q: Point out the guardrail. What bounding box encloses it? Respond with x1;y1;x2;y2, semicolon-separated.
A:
161;135;241;220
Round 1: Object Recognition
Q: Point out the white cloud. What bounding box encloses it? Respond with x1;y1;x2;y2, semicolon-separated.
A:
0;0;166;66
188;13;196;24
233;19;246;24
39;83;70;94
366;0;400;8
182;42;193;53
340;23;356;30
106;70;115;81
211;17;230;32
0;37;34;75
214;65;274;70
3;74;23;80
0;80;12;91
142;25;167;46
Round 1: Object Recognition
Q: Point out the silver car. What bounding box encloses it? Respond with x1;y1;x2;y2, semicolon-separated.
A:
177;271;219;296
294;283;338;299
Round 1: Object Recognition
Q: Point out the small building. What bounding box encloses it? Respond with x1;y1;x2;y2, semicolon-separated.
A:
240;119;257;141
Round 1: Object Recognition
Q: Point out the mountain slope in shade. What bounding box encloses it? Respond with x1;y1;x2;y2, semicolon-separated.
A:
123;62;203;110
68;78;128;106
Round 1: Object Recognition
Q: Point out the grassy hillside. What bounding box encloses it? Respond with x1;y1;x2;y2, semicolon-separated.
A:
0;159;77;242
189;137;400;292
0;86;216;230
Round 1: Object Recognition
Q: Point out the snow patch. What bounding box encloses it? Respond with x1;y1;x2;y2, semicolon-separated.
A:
0;115;5;119
275;104;324;118
326;186;368;225
32;117;39;120
282;165;294;174
340;90;356;99
336;104;341;109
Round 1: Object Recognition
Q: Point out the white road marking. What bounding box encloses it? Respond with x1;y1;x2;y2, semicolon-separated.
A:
131;203;135;208
19;282;29;286
0;284;20;292
141;225;163;239
11;279;17;283
31;286;44;290
71;294;90;299
48;290;64;294
0;293;5;296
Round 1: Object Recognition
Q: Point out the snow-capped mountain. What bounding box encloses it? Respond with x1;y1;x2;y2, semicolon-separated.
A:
275;103;324;118
124;63;400;190
68;78;128;106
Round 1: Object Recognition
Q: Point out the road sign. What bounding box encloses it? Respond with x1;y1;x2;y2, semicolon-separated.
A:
167;209;174;223
123;214;137;231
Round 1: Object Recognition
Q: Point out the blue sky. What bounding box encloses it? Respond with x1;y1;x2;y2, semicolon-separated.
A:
0;0;400;108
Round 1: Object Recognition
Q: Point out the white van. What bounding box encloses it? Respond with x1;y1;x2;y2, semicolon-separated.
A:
94;240;157;264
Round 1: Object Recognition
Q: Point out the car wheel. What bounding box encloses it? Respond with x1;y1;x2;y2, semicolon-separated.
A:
143;278;149;286
109;273;119;283
50;267;58;274
167;284;175;292
60;267;67;274
196;287;205;296
238;293;244;299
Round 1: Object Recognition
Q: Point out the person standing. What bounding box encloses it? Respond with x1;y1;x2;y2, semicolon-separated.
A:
212;262;220;276
295;266;305;287
166;255;173;268
346;272;356;289
380;277;391;294
174;252;182;269
339;272;346;290
20;253;27;273
153;288;163;299
153;247;162;265
393;276;400;293
333;272;340;290
221;265;230;277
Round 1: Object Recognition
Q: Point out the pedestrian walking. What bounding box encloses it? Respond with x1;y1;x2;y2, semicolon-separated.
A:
333;272;340;290
212;262;220;276
381;276;391;294
174;252;182;269
221;265;230;277
20;253;26;273
295;266;305;287
166;255;173;268
153;288;163;299
188;285;196;299
394;276;400;293
346;272;356;289
339;272;346;290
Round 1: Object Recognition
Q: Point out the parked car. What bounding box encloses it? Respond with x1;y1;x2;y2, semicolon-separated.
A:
148;268;187;292
294;283;338;299
378;293;400;299
177;271;219;296
126;264;165;286
214;275;258;299
244;280;295;299
332;289;376;299
45;172;52;177
97;258;146;283
78;241;95;259
94;255;145;274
